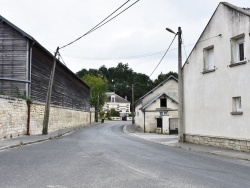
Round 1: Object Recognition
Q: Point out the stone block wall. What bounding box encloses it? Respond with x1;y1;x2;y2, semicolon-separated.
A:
30;102;94;135
0;96;95;138
0;95;27;139
184;134;250;152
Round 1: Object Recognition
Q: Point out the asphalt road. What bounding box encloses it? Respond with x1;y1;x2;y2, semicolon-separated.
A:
0;121;250;188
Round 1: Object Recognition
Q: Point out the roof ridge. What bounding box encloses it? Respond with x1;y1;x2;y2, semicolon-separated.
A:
221;2;250;17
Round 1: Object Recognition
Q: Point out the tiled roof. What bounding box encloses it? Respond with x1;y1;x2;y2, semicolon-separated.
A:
106;92;130;103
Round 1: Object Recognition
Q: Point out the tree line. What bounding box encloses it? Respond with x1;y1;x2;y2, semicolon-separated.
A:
77;62;178;112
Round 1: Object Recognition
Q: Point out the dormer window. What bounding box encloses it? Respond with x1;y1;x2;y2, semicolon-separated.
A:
111;96;115;102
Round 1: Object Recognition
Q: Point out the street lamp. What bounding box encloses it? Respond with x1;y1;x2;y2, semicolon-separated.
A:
166;27;184;142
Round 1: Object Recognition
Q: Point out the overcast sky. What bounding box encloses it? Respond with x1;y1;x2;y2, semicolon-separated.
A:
0;0;249;80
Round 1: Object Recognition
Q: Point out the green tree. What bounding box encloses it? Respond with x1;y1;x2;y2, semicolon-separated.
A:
76;64;178;108
109;108;120;117
153;71;178;87
82;74;108;121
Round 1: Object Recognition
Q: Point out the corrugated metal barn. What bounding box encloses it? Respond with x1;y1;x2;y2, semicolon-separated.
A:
0;15;90;111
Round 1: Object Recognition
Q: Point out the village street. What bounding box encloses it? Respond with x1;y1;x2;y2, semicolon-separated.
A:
0;121;249;188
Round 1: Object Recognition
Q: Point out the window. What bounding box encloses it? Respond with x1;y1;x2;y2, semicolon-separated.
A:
160;98;167;107
236;38;244;62
230;34;246;66
203;46;215;73
231;97;243;115
204;47;214;70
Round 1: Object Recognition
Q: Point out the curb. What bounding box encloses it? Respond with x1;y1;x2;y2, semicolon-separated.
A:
0;127;79;152
123;125;250;161
0;123;101;152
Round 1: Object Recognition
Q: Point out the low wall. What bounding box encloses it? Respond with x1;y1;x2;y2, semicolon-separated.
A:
0;96;95;139
110;117;121;121
184;134;250;152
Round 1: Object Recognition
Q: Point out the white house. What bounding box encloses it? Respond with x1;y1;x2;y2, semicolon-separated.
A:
182;2;250;152
135;76;178;134
103;92;130;117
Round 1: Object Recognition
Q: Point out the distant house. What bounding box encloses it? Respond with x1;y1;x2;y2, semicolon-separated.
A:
182;2;250;152
103;92;130;117
135;76;178;134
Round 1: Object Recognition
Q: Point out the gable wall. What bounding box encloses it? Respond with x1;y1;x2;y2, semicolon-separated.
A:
183;4;250;140
142;79;178;105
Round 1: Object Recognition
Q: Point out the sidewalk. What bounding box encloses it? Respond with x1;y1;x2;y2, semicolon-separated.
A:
124;124;250;161
0;126;81;151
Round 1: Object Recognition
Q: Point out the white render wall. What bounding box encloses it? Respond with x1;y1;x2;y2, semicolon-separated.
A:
183;4;250;140
141;79;178;106
135;94;178;133
135;103;144;130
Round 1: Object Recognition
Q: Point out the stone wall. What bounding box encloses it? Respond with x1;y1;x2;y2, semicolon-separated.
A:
0;95;27;139
30;102;94;134
184;134;250;152
0;96;95;138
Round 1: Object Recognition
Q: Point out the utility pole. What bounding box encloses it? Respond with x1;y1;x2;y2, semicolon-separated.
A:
132;84;135;124
42;47;59;135
95;93;99;122
177;27;184;142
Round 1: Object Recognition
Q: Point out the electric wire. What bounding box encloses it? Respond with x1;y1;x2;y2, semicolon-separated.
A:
60;34;221;61
182;33;188;60
149;34;177;78
59;0;139;49
58;52;67;66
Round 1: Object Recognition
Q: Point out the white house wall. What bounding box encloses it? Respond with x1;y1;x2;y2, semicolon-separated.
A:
183;4;250;143
142;79;178;106
136;96;178;132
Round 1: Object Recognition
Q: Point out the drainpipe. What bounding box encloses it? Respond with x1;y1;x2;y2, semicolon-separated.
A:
28;41;35;98
143;110;146;133
27;104;31;135
27;41;34;135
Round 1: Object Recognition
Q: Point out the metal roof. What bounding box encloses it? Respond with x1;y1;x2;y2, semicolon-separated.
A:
0;15;90;89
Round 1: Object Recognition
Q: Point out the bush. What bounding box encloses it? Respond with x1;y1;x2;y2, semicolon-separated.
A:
108;108;120;117
99;111;105;119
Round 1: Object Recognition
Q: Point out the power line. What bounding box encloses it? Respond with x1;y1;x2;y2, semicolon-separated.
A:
149;34;177;78
59;33;221;61
182;33;188;60
58;52;67;66
59;0;139;49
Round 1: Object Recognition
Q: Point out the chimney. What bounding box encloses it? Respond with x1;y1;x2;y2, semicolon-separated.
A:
125;96;127;100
